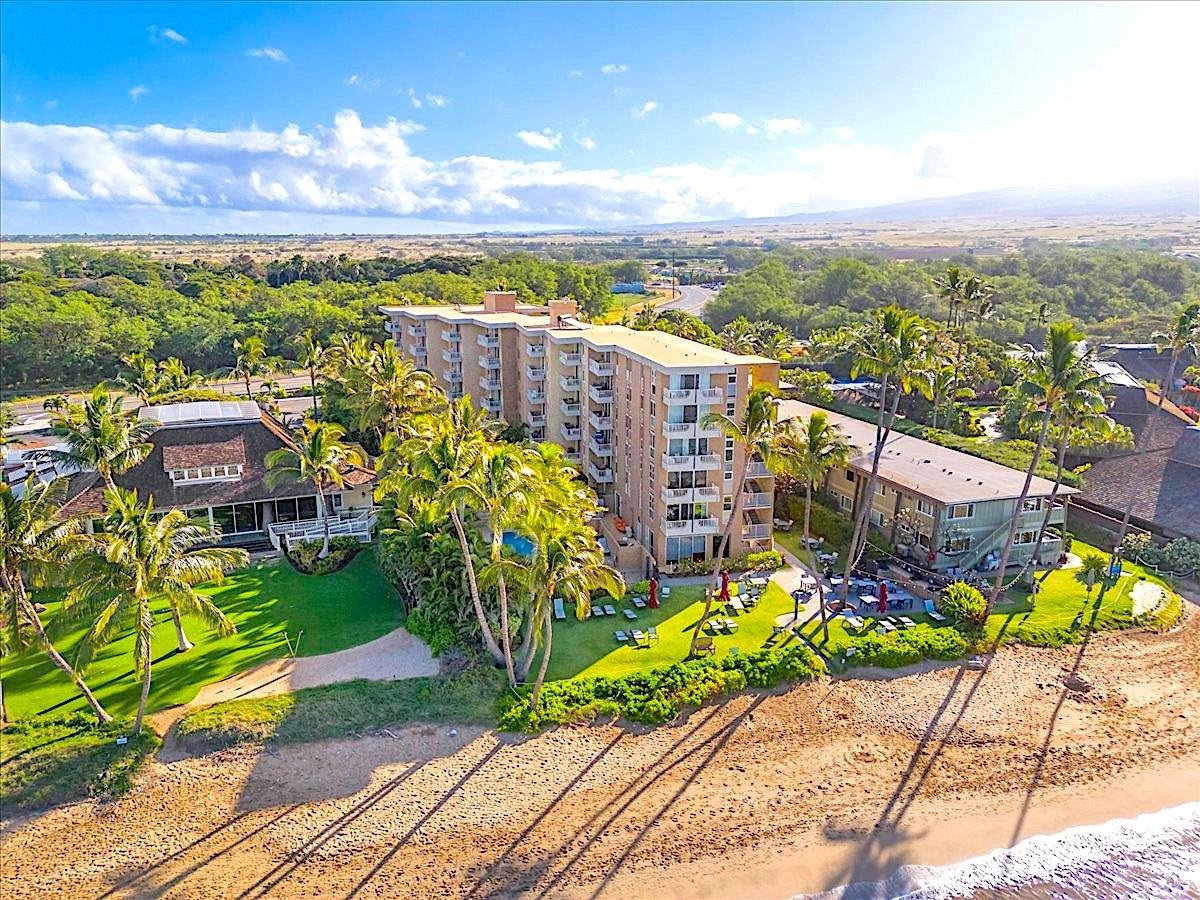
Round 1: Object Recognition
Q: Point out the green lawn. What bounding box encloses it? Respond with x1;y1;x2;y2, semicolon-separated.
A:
4;549;404;721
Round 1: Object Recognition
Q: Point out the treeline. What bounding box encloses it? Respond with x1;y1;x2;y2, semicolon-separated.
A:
704;246;1200;346
0;247;621;388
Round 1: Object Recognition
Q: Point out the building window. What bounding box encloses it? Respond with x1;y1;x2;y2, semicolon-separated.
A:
1016;529;1038;545
916;532;931;549
1022;498;1041;512
839;494;852;511
947;534;972;553
723;494;732;512
845;470;855;482
870;510;884;527
917;499;934;516
875;483;887;497
948;503;975;520
169;464;243;484
724;470;733;482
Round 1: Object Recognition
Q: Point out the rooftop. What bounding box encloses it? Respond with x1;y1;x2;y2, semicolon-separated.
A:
140;401;262;427
779;400;1076;505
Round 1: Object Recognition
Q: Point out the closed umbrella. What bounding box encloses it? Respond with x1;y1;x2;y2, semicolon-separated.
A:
648;576;659;609
720;569;731;602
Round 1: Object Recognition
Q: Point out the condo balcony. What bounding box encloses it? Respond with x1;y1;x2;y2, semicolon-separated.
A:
441;329;460;342
560;400;582;417
477;333;500;349
746;460;773;477
697;387;724;404
441;349;462;363
588;358;615;377
559;375;581;391
407;343;427;357
443;369;463;383
662;453;695;470
663;421;695;437
384;319;398;334
525;366;546;382
742;491;773;509
482;397;503;413
587;463;614;484
589;411;613;430
694;453;722;470
527;342;545;357
479;375;502;391
527;389;546;404
588;438;613;457
743;523;772;540
407;323;426;337
588;386;615;404
559;350;582;366
663;388;696;404
661;484;720;503
479;356;501;371
664;517;719;535
527;413;547;427
561;423;582;441
564;450;582;464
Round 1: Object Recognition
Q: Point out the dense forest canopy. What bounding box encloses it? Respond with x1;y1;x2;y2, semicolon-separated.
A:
1;242;1196;390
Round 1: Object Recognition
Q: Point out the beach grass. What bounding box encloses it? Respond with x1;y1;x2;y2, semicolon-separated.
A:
4;549;404;721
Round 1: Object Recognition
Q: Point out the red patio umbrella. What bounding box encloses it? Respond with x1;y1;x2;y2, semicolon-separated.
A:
648;576;659;609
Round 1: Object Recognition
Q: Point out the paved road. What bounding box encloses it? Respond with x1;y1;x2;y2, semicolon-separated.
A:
658;284;717;316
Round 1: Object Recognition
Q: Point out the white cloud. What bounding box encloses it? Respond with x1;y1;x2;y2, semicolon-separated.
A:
426;94;447;108
567;69;583;77
600;63;628;75
575;135;597;151
516;129;562;151
697;112;758;135
765;117;811;139
633;101;658;118
346;74;380;90
248;46;288;63
148;25;188;44
407;88;422;109
129;85;150;102
827;126;855;141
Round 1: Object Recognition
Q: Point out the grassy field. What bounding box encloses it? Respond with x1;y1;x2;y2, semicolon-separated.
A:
4;549;403;721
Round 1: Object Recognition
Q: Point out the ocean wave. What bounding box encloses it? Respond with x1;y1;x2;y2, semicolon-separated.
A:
799;802;1200;900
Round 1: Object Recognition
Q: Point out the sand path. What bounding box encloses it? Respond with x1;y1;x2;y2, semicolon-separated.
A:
4;602;1197;899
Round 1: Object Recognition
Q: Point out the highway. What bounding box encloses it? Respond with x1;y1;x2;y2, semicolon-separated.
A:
658;284;717;316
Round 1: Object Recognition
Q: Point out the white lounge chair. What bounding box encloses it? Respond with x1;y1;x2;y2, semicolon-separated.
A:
553;598;566;620
923;598;948;623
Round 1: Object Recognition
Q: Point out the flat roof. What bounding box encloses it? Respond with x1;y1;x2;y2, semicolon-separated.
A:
779;400;1077;505
139;401;262;427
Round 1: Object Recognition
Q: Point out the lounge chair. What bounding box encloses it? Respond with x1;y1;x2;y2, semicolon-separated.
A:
615;630;629;642
848;616;866;630
694;636;715;656
623;608;638;620
708;618;726;634
647;626;659;643
631;630;646;646
923;598;948;623
661;585;671;598
899;616;917;629
604;604;617;616
729;598;746;614
723;618;740;633
632;596;647;608
553;598;566;621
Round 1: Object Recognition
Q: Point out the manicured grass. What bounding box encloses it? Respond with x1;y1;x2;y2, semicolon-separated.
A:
0;713;160;815
176;668;501;754
4;549;404;721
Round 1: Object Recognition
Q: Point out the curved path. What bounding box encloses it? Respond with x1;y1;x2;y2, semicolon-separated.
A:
658;284;716;315
149;626;437;736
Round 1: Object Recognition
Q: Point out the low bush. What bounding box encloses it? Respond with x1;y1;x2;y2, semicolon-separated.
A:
849;627;969;668
668;549;784;577
286;535;363;575
1137;586;1183;633
405;605;458;656
498;644;826;732
940;582;988;628
628;579;651;596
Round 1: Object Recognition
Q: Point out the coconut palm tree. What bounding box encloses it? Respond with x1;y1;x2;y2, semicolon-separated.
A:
780;411;855;640
118;351;162;402
1116;302;1200;546
232;335;270;400
526;517;623;710
381;398;506;664
157;357;205;395
989;323;1097;607
360;341;437;441
0;479;111;723
830;306;933;602
36;385;157;491
64;489;245;733
41;394;71;415
266;420;366;559
293;331;326;417
688;384;785;656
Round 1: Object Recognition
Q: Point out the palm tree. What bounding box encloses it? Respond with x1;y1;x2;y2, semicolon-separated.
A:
526;518;623;710
0;479;111;723
0;403;15;450
64;489;245;733
688;384;784;656
118;351;161;402
381;398;506;664
232;335;270;400
831;306;932;602
42;393;71;415
989;323;1097;607
1116;302;1200;546
293;331;326;417
1078;551;1107;599
156;357;204;395
36;385;157;491
360;341;436;440
780;411;855;641
266;420;366;559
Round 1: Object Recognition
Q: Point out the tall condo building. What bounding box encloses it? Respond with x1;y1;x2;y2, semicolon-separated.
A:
381;291;780;572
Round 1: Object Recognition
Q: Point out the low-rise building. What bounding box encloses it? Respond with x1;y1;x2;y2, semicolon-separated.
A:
382;291;780;571
778;401;1076;574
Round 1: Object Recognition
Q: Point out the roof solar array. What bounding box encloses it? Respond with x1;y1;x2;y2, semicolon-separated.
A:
139;401;262;427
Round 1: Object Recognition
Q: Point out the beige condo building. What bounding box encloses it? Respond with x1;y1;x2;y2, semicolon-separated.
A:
381;291;780;572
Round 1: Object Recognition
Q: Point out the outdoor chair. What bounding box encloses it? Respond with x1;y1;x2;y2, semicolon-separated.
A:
848;616;866;630
615;630;629;642
899;616;917;629
694;636;715;656
632;596;647;608
604;604;617;616
553;598;567;621
661;586;671;598
723;618;740;633
631;630;647;646
923;599;948;622
708;618;726;634
623;608;638;620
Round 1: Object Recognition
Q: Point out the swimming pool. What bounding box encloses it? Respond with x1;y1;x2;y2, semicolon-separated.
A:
502;531;535;558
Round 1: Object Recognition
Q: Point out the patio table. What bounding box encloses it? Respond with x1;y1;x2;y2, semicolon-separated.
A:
858;595;877;610
729;597;746;613
749;576;769;587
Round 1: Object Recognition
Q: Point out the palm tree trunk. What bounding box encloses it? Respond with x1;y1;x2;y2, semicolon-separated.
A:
132;643;152;735
840;376;896;602
1116;351;1178;547
1011;433;1070;587
244;375;253;400
171;606;194;652
690;464;748;655
449;506;504;664
989;413;1052;609
16;585;112;723
492;532;516;686
803;482;831;642
310;369;319;417
315;482;331;559
0;675;6;727
531;602;553;711
516;605;537;681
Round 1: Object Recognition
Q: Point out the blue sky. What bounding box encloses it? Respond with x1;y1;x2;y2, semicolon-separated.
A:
1;1;1196;233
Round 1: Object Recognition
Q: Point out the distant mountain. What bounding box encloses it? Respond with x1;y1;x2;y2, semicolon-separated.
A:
669;179;1198;229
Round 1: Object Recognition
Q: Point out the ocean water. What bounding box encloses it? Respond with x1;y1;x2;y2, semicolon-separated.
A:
802;803;1200;900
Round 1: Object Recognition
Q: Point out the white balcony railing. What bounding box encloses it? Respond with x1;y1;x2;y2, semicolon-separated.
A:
384;319;398;334
662;454;694;470
663;421;694;437
664;519;692;533
527;389;545;404
692;517;720;535
588;386;615;404
526;366;546;382
589;412;613;430
443;369;463;383
528;413;547;427
742;491;772;509
695;485;720;501
560;401;581;417
407;324;426;337
269;509;376;551
479;376;502;391
407;343;427;357
527;343;545;357
588;463;614;484
442;349;462;363
477;333;500;349
479;356;501;371
589;439;613;457
698;387;724;404
746;460;772;477
664;388;696;404
661;485;720;503
564;451;582;464
695;422;723;438
695;453;721;470
744;523;772;540
561;424;582;440
588;358;615;377
559;350;582;366
441;329;460;342
482;398;503;413
560;376;581;391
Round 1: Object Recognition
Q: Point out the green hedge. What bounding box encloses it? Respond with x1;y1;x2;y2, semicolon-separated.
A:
405;606;457;656
849;627;969;668
498;644;826;732
669;549;784;576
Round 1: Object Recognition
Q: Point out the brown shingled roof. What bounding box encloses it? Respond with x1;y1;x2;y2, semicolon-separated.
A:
162;436;247;471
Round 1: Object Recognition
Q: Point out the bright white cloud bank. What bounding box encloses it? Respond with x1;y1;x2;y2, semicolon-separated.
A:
1;100;1196;231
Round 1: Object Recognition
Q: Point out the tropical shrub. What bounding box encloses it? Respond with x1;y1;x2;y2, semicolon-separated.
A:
497;644;826;732
848;627;968;668
405;606;458;656
939;581;988;628
286;535;363;575
668;549;784;576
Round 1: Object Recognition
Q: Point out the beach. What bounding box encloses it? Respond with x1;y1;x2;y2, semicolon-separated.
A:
2;608;1197;899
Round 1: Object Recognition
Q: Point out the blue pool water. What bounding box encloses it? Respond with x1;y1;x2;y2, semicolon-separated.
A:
502;531;535;558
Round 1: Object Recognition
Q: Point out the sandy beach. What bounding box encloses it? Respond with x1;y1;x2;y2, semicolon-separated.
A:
2;607;1197;899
